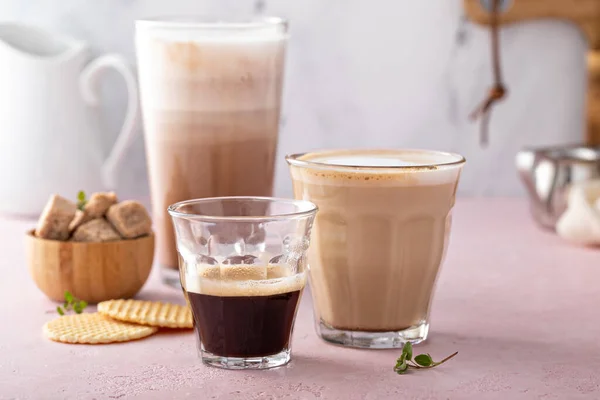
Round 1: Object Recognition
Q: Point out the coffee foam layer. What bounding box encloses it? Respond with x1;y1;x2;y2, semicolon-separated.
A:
307;150;458;167
136;20;287;43
140;31;286;43
290;150;464;187
185;264;306;297
317;156;420;167
136;31;285;112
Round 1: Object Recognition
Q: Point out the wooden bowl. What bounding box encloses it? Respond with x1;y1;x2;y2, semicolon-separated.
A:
26;231;154;304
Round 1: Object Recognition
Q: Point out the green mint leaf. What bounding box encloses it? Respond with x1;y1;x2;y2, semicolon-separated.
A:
77;190;87;210
394;359;408;374
64;291;74;304
58;292;87;315
414;354;433;367
56;306;64;316
402;342;413;361
394;348;458;375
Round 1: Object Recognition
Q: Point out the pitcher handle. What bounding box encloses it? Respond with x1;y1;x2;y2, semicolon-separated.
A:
80;54;139;189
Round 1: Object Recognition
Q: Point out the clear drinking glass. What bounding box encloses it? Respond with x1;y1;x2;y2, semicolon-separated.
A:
287;149;465;349
136;17;288;287
168;197;317;369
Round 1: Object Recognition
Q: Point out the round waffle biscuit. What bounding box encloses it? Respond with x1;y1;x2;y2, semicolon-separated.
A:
43;313;158;344
98;299;193;329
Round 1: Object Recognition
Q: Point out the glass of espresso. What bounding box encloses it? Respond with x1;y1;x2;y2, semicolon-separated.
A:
136;17;288;287
287;149;465;349
168;197;317;369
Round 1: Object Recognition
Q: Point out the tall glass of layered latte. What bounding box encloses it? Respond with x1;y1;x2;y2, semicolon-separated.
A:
136;17;287;286
287;149;465;348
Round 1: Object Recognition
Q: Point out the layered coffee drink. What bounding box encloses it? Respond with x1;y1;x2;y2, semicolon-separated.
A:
136;18;287;285
287;149;464;348
186;263;305;358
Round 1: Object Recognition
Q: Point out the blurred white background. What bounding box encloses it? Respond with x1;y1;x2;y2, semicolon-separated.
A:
0;0;588;198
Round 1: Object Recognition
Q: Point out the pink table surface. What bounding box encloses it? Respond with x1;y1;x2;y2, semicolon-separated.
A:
1;198;599;400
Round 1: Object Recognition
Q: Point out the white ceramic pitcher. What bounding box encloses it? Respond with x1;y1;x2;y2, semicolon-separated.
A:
0;23;138;216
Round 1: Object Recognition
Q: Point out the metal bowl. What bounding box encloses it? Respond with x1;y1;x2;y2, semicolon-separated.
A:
516;145;600;230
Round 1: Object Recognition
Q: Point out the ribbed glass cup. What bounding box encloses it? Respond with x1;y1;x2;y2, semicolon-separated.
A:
168;196;317;369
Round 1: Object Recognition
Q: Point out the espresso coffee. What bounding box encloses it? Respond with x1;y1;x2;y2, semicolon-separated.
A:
186;264;305;358
136;21;287;275
288;149;464;345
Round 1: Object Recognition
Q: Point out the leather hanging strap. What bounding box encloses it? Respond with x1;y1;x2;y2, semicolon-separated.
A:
470;0;507;147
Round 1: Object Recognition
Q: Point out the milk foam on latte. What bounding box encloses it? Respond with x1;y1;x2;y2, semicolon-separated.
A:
318;156;420;167
292;150;462;186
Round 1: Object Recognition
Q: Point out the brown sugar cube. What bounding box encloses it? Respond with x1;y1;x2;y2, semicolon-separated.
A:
106;201;152;239
35;194;78;241
84;192;118;218
72;218;121;242
68;210;92;233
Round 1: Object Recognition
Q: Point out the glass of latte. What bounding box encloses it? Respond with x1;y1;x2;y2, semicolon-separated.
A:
287;149;465;348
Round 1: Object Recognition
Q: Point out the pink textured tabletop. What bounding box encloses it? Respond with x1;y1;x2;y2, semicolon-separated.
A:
1;198;600;400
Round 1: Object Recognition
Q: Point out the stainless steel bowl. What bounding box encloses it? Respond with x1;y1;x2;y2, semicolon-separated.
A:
516;145;600;230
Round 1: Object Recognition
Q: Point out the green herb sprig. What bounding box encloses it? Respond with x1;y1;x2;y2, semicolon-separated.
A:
76;190;87;211
394;343;458;375
56;291;88;316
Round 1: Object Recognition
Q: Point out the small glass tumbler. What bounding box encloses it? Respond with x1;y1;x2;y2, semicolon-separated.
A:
168;197;317;369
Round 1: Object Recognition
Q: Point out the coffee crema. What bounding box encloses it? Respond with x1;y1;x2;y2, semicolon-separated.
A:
288;149;464;335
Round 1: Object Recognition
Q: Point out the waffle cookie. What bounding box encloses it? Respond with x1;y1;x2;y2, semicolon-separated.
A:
43;313;158;344
98;299;193;329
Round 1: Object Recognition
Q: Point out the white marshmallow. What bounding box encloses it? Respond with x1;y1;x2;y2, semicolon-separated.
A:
556;180;600;246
